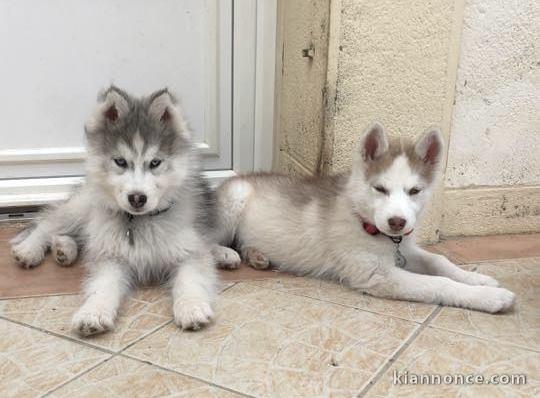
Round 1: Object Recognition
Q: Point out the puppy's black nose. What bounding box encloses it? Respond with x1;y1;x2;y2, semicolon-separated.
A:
388;217;406;232
128;192;147;209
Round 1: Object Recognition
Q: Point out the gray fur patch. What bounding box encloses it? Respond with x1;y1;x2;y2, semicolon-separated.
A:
85;86;190;157
365;136;439;184
241;172;349;210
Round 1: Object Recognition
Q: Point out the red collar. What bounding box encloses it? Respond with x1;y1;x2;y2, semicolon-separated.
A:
359;218;414;237
362;222;381;235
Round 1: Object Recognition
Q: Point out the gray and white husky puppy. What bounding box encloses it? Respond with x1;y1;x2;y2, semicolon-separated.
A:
213;123;515;313
11;87;217;334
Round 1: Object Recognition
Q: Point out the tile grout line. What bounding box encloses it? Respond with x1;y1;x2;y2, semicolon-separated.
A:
356;305;443;397
0;291;80;301
244;281;428;324
0;315;116;355
120;352;256;398
426;323;540;353
220;281;238;293
466;255;540;264
117;319;173;353
41;355;117;397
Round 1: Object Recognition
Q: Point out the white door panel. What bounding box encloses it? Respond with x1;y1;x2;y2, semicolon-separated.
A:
0;0;231;179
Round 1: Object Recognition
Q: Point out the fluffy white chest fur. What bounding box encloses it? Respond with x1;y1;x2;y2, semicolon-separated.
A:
85;205;202;274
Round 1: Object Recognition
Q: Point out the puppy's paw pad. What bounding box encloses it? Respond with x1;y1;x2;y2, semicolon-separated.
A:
11;241;45;269
52;236;78;267
72;309;114;336
213;246;241;270
174;300;213;330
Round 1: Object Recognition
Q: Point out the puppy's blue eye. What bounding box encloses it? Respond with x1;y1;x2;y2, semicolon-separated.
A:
114;158;127;168
149;159;162;169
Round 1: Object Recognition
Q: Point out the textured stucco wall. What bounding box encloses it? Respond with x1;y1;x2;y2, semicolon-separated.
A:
440;0;540;236
445;0;540;188
275;0;330;175
325;0;461;174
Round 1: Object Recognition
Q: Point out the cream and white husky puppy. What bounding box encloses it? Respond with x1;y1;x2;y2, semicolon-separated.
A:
213;123;515;313
11;87;217;334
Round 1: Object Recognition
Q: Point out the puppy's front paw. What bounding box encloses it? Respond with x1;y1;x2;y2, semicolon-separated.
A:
463;271;500;287
474;287;516;313
52;235;78;267
213;246;241;270
72;307;115;336
174;299;213;330
11;239;45;269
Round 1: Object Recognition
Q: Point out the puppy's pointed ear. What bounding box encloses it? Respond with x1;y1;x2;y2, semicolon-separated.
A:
358;122;389;162
414;127;444;166
86;86;130;131
147;89;190;138
148;89;175;122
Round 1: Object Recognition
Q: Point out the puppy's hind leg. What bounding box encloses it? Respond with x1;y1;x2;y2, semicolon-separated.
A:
52;235;78;267
212;178;253;270
11;191;87;269
212;245;241;270
11;221;52;269
214;178;252;245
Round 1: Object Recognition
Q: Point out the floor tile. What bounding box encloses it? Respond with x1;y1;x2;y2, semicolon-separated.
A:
125;282;418;397
0;318;109;398
50;356;241;397
433;233;540;264
0;288;172;352
430;257;540;351
366;327;539;397
248;277;436;323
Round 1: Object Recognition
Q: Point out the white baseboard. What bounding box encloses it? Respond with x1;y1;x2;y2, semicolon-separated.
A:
0;170;236;207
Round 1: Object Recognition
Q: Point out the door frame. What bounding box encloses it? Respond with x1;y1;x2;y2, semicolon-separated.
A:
0;0;277;208
233;0;277;173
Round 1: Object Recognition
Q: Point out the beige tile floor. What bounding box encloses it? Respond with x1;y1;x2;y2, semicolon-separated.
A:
0;233;539;397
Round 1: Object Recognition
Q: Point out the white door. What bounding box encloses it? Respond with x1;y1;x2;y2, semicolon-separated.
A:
0;0;231;179
0;0;276;207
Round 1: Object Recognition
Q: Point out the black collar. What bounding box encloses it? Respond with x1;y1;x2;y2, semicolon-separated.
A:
125;203;174;221
123;203;174;246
